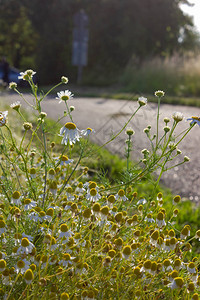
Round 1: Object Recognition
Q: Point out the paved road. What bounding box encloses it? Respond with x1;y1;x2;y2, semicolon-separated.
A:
1;92;200;202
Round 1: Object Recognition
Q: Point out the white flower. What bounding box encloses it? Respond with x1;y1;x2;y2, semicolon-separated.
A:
0;111;8;127
54;154;73;166
85;188;101;202
17;238;35;255
15;259;30;274
81;127;94;136
0;219;6;235
137;198;147;205
172;112;183;123
9;81;17;89
155;90;165;97
61;76;69;84
56;90;73;103
115;189;128;202
138;96;147;106
24;199;37;210
59;122;81;145
10;101;21;111
59;253;73;268
169;278;184;290
58;224;73;240
187;262;196;274
18;70;36;81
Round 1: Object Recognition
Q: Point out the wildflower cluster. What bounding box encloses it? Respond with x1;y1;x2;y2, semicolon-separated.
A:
0;72;199;299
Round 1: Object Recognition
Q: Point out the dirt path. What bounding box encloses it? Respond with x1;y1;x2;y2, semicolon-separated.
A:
1;92;200;202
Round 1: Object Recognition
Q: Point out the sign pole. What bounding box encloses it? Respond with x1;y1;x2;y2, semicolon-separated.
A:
72;9;89;84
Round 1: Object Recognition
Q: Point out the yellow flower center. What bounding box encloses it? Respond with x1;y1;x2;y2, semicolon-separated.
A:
181;227;189;236
174;277;184;287
61;95;69;101
64;122;76;130
66;187;73;193
49;168;55;175
143;260;151;269
118;189;125;197
12;191;21;199
61;155;69;161
90;188;97;196
24;269;34;281
188;262;195;269
60;224;68;232
107;195;115;203
17;260;25;268
46;208;54;216
0;259;6;269
174;259;181;267
21;238;30;247
192;116;200;121
92;203;101;212
0;220;5;228
89;181;97;189
100;206;109;215
151;262;157;271
63;253;71;260
24;199;31;204
122;245;131;256
83;208;91;218
157;212;164;220
39;211;46;217
151;230;159;241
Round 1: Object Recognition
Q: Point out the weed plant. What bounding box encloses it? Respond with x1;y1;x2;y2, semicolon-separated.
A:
0;71;200;299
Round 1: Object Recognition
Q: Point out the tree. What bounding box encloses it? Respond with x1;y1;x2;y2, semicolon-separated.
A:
0;1;38;69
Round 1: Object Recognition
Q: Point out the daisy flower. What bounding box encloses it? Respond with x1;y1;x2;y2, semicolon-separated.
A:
138;96;147;106
59;253;73;268
24;269;34;284
0;111;8;127
115;189;128;202
10;101;21;111
169;277;184;290
58;224;73;240
15;259;30;274
172;112;183;123
24;199;37;210
187;116;200;127
86;188;101;202
59;122;81;145
81;127;94;136
55;154;74;166
156;212;166;228
0;219;6;235
17;238;35;255
56;90;73;103
18;69;36;81
11;191;21;206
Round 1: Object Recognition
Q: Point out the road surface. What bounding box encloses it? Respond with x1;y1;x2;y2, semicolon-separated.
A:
1;92;200;202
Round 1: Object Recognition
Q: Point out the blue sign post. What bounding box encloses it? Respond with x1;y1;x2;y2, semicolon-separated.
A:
72;10;89;84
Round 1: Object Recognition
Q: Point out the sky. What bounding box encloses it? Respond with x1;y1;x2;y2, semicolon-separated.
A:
180;1;200;33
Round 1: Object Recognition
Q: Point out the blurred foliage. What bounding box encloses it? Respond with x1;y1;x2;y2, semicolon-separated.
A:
0;0;199;85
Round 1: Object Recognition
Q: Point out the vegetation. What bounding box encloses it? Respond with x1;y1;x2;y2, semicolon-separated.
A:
0;0;199;85
0;71;199;299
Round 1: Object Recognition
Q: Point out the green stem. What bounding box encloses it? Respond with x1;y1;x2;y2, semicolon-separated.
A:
156;96;161;147
85;106;141;157
57;147;84;197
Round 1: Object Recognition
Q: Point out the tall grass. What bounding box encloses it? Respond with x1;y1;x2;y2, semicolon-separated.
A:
120;53;200;97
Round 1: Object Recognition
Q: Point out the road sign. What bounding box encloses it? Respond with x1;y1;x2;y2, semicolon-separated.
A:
72;10;89;83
